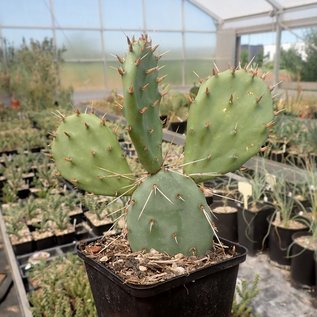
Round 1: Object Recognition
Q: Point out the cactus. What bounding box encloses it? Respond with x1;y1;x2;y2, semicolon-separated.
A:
51;35;275;256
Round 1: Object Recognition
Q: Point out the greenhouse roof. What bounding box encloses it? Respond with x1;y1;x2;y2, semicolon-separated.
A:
191;0;317;34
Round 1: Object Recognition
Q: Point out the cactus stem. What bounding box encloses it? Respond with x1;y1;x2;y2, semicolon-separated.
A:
155;185;174;204
71;178;78;184
232;153;239;160
97;167;135;181
265;120;276;129
139;106;148;114
256;95;263;103
148;128;154;134
145;66;158;74
84;122;90;129
138;188;154;220
232;122;238;135
141;83;150;91
156;75;167;83
172;233;179;245
128;86;134;94
64;131;71;138
245;56;255;70
143;146;148;152
135;58;141;66
176;193;185;202
126;125;132;132
158;65;166;72
117;67;125;76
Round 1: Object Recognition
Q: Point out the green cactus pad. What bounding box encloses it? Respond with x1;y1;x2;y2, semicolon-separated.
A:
127;169;214;256
184;69;274;183
121;35;163;174
52;113;135;196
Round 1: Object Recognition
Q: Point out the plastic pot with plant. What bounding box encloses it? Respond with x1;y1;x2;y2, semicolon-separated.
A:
51;35;275;317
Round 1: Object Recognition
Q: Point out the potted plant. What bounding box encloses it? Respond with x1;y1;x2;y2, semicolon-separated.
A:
267;177;308;266
51;35;275;317
290;159;317;288
237;163;274;255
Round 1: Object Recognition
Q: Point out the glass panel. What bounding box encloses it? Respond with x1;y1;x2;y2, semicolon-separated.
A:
0;0;51;27
147;32;183;59
60;62;105;90
145;0;181;31
184;1;216;31
185;60;211;85
104;31;139;56
103;0;143;30
54;0;100;28
185;33;216;59
56;31;102;60
1;29;54;48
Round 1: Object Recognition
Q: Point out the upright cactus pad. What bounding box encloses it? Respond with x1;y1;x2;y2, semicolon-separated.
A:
52;113;135;196
127;169;213;256
184;69;274;183
120;35;163;174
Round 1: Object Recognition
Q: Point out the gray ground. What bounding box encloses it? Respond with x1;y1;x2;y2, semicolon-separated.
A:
238;253;317;317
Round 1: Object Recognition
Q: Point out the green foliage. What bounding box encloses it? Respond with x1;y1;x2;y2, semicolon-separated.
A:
1;38;73;110
280;47;303;80
28;254;97;317
231;275;260;317
301;28;317;82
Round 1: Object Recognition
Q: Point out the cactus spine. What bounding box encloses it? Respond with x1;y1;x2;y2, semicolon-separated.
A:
51;35;275;256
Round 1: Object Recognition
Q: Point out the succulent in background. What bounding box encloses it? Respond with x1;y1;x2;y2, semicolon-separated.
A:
52;35;275;256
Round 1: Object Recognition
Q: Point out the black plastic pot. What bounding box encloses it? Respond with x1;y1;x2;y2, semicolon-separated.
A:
55;230;75;245
168;121;187;134
268;220;308;266
33;234;56;251
211;201;239;242
290;232;316;288
85;215;113;236
237;204;274;255
12;240;33;256
77;238;247;317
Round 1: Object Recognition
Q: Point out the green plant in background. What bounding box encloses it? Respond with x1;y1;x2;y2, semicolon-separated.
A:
28;254;97;317
1;38;73;110
231;274;261;317
52;34;275;256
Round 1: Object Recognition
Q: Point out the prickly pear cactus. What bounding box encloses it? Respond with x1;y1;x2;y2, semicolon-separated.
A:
52;113;135;196
184;69;274;183
120;34;164;174
127;169;213;256
51;35;275;258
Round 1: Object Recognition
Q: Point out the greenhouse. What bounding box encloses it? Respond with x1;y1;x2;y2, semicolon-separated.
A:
0;1;317;316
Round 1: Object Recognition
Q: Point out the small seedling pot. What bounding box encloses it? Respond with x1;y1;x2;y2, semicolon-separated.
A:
290;232;316;289
237;203;274;255
168;121;187;134
77;238;247;317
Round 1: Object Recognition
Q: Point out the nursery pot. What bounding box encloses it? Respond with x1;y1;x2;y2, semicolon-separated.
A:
268;218;308;267
290;232;316;288
237;204;274;255
211;201;239;242
77;238;247;317
168;121;187;134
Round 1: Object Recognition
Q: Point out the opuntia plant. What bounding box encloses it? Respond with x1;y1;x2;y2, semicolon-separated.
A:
52;34;275;256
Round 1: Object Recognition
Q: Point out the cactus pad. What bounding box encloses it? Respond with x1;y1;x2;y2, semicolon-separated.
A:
52;113;135;196
121;35;163;174
184;69;274;183
127;169;213;256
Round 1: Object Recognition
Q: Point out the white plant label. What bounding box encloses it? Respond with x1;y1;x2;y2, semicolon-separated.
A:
238;181;252;209
265;173;276;189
